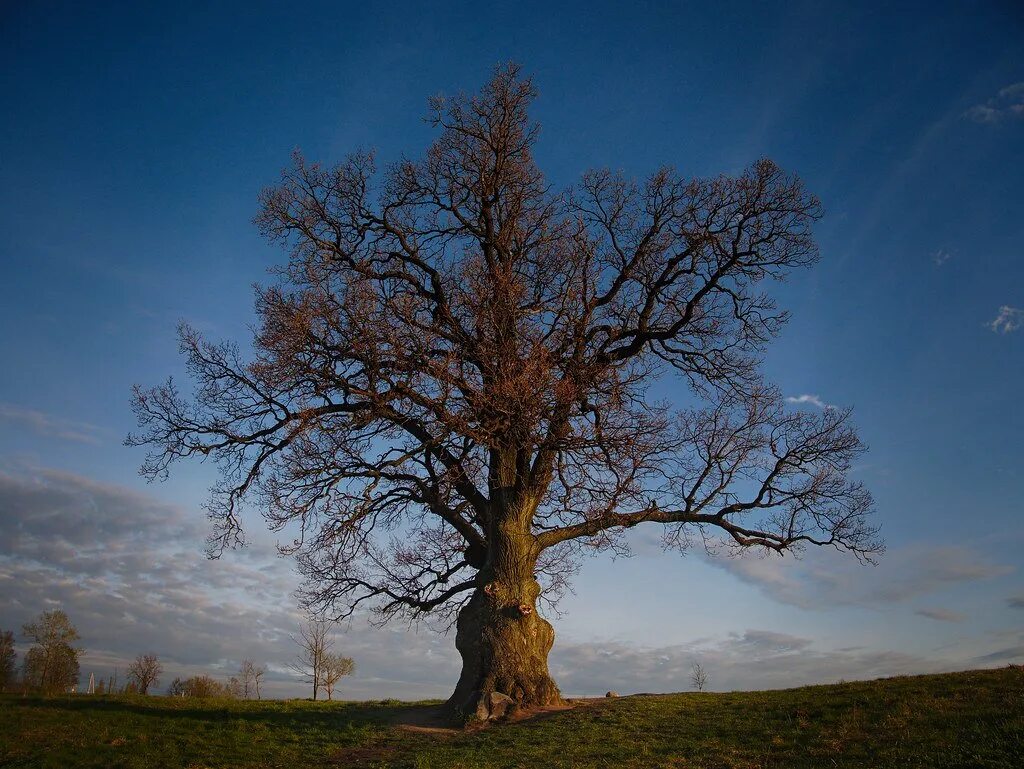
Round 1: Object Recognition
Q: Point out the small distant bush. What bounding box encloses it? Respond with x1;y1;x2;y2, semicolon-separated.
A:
167;675;236;699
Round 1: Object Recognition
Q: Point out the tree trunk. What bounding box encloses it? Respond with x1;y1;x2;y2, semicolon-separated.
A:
446;526;561;721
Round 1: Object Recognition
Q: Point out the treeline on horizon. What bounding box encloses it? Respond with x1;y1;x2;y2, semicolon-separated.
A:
0;609;354;700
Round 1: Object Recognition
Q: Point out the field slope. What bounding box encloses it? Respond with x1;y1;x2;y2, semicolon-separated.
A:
1;667;1021;768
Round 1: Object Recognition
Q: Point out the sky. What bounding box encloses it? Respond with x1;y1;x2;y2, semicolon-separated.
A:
1;1;1022;699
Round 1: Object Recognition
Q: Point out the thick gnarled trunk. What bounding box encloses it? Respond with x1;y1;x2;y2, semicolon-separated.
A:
446;526;561;720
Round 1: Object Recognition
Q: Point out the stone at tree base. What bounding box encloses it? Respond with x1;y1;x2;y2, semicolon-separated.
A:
469;690;516;721
605;691;619;698
487;691;515;719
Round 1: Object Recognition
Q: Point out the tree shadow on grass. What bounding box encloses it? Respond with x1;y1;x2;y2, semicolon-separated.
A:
5;695;418;731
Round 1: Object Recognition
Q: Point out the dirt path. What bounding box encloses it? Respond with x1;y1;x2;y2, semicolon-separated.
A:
390;705;461;735
390;698;598;735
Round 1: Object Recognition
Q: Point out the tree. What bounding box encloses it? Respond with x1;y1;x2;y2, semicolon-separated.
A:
129;64;880;718
0;630;15;691
253;663;266;701
95;678;106;695
176;675;228;698
238;659;267;700
288;618;331;700
167;675;231;698
22;610;81;693
127;654;163;695
691;662;708;692
226;675;244;698
321;652;355;701
238;659;253;699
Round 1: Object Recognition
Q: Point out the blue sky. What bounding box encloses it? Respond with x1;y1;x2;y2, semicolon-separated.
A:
1;1;1022;698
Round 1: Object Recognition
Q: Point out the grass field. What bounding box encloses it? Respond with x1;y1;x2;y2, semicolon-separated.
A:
1;667;1021;768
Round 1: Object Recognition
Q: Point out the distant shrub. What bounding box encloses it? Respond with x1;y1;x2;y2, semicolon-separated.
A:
168;674;236;699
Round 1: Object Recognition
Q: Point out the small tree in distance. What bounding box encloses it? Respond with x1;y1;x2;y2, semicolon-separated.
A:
0;630;15;692
129;64;882;718
254;663;266;700
238;658;263;699
127;654;163;695
321;653;355;701
289;618;332;700
22;610;81;693
169;675;234;698
691;662;708;692
226;676;243;698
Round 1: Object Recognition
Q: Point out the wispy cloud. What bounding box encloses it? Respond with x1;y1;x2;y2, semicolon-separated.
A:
989;306;1023;334
0;403;101;444
931;249;952;267
706;543;1014;611
551;632;963;695
1009;595;1024;609
915;608;965;623
974;645;1024;663
785;394;835;410
964;82;1024;124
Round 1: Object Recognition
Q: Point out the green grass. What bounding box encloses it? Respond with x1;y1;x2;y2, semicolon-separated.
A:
1;667;1021;768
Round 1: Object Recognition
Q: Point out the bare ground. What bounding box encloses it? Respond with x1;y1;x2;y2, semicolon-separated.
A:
391;698;595;734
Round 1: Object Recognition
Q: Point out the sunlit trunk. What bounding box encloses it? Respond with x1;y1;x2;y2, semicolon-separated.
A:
447;519;561;720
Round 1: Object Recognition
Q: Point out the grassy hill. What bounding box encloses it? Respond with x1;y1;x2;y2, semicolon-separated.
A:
1;667;1021;768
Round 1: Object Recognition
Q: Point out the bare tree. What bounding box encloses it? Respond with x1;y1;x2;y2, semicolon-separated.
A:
321;652;355;701
0;630;15;692
127;654;163;695
237;659;268;699
129;64;880;718
253;663;266;700
22;610;81;693
226;675;244;698
691;662;708;692
238;659;257;699
288;618;332;700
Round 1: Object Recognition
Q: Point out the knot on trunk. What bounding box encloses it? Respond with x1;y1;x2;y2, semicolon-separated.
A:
517;603;532;616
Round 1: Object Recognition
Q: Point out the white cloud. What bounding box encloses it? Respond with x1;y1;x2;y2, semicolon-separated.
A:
784;394;835;410
964;82;1024;123
0;403;101;444
989;306;1023;334
931;249;952;267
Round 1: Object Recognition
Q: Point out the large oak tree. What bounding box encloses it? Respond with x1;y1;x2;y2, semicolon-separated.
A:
130;64;880;719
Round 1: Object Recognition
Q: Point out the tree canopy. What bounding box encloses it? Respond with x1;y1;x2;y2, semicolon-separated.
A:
130;64;880;715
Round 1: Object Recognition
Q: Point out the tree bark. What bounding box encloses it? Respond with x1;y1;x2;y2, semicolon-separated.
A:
446;523;562;720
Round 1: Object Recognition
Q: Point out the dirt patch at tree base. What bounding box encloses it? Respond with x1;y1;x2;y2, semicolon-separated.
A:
391;698;597;734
